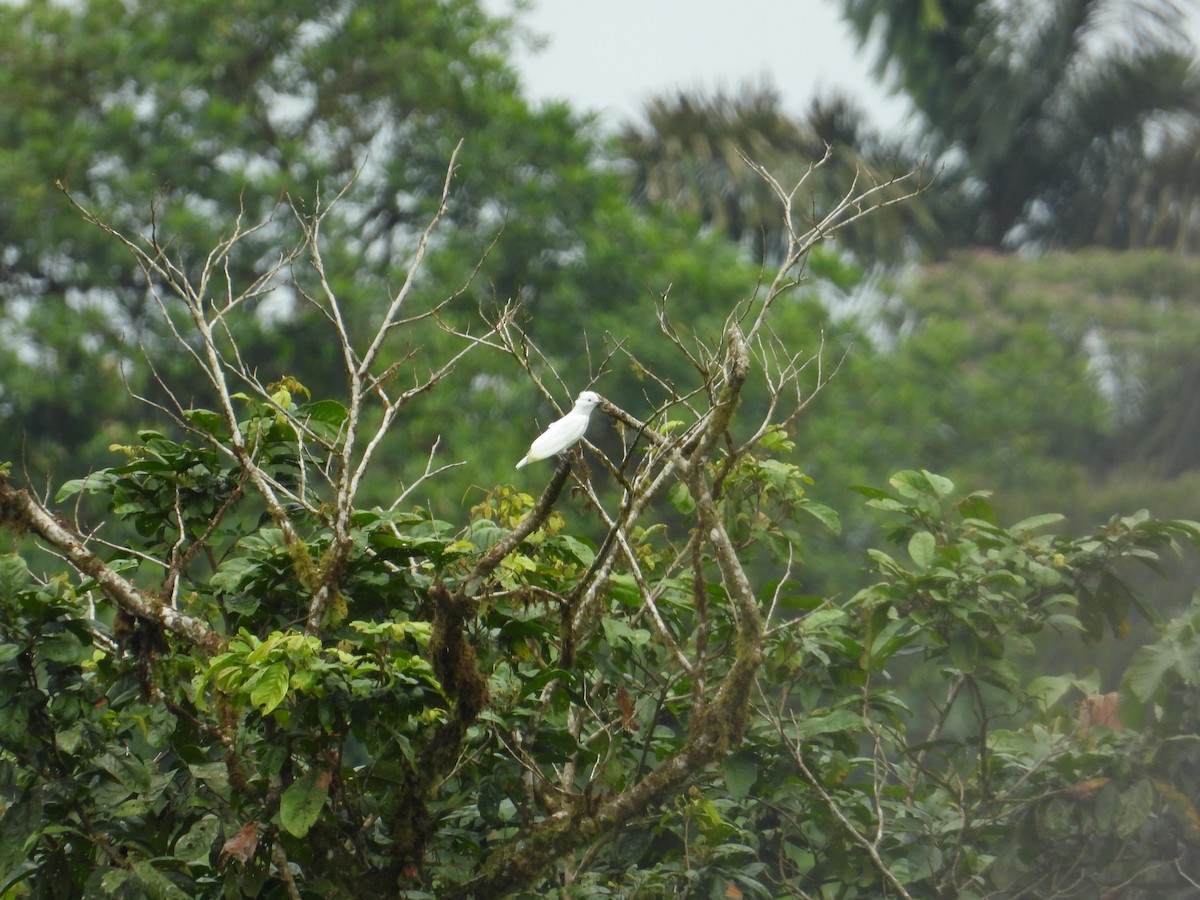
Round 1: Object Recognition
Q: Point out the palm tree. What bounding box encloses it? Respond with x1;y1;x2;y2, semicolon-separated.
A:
616;84;945;265
840;0;1200;251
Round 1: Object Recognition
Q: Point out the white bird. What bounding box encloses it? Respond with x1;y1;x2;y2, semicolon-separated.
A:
515;391;602;468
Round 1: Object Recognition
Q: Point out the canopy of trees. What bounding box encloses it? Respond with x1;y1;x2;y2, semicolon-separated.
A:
3;0;1200;897
5;155;1200;898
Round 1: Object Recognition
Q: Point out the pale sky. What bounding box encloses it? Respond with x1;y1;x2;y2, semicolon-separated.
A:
485;0;1200;135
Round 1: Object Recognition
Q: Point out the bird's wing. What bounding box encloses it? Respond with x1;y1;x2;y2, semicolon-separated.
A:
526;412;587;460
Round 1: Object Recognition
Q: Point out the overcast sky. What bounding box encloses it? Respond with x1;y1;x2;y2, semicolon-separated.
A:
484;0;1200;135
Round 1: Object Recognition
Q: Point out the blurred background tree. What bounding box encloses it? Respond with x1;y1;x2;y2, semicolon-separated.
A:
794;250;1200;607
839;0;1200;250
616;1;1200;258
0;0;753;496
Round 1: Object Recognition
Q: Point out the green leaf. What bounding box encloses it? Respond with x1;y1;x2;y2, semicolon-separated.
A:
668;482;695;515
800;500;841;535
958;492;996;524
187;762;229;788
1123;637;1200;703
920;0;947;29
802;607;848;632
129;860;192;899
948;629;980;673
0;555;32;602
1114;779;1155;839
601;619;650;647
849;484;893;501
555;534;596;565
607;573;642;608
908;531;936;569
518;667;578;699
245;632;281;665
98;751;151;792
280;769;329;838
792;708;863;739
722;751;758;800
1027;671;1099;709
249;662;290;714
304;399;348;424
921;470;955;498
174;814;221;864
39;629;87;663
1009;513;1065;534
0;795;42;877
867;547;907;577
476;776;505;824
210;556;257;592
182;407;226;438
302;399;349;440
866;616;912;666
53;472;112;502
888;470;925;499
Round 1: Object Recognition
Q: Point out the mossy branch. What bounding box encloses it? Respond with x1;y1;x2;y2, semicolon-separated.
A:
0;476;223;654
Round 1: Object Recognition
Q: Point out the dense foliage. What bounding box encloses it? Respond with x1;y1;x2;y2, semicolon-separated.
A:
3;162;1200;897
1;0;738;490
794;250;1200;590
3;1;1200;897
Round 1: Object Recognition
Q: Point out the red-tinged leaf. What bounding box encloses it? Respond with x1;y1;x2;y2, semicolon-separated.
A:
1077;692;1123;731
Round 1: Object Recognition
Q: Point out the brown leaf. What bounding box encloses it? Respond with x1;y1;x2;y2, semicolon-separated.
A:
1152;778;1200;846
219;821;259;867
616;686;640;731
1064;777;1110;800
